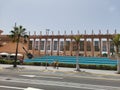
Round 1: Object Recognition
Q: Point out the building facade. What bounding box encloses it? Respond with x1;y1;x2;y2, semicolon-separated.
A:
28;30;116;57
0;30;117;57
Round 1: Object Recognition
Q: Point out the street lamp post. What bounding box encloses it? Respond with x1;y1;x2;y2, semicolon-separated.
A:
45;29;50;69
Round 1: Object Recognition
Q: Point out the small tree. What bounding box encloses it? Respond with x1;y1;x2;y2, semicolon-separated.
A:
111;34;120;73
9;24;28;68
72;35;82;71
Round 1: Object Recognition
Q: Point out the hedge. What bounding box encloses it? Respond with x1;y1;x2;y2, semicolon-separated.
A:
0;59;117;70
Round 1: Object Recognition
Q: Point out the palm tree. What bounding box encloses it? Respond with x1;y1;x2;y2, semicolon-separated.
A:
72;35;82;71
111;34;120;73
9;24;28;68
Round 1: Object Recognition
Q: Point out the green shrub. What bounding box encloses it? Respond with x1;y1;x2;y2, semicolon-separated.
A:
0;60;13;64
59;63;76;68
0;59;117;70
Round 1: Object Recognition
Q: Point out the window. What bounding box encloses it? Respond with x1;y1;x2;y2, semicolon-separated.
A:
40;41;44;50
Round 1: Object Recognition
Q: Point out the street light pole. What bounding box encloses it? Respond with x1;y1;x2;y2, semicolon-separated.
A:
45;29;50;69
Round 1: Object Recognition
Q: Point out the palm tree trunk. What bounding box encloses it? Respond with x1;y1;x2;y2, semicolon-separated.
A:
13;35;20;68
76;44;80;71
116;46;120;74
116;54;120;74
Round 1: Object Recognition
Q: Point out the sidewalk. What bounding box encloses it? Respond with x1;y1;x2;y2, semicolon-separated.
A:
0;64;118;76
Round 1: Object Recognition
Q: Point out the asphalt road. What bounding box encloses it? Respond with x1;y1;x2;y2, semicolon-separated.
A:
0;68;120;90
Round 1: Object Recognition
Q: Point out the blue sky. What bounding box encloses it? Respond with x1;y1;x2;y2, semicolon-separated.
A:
0;0;120;35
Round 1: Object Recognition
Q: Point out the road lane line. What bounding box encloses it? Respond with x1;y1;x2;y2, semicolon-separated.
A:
0;85;25;89
24;87;44;90
20;75;36;77
20;75;63;79
0;85;44;90
36;75;63;79
64;74;120;81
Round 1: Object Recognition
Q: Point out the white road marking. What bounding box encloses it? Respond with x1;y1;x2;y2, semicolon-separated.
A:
21;75;63;79
0;85;44;90
0;85;25;89
24;87;44;90
36;75;63;79
21;75;36;77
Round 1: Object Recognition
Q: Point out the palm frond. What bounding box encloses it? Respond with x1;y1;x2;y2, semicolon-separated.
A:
112;34;120;47
9;25;28;43
72;35;81;44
